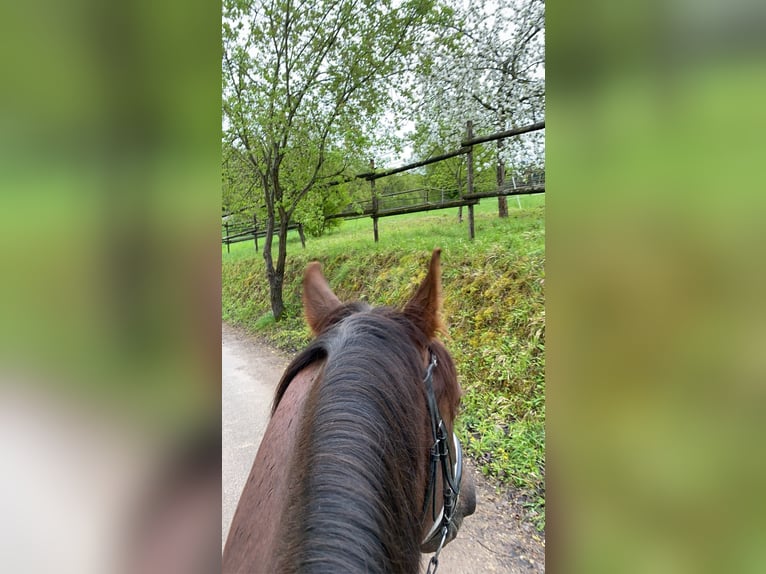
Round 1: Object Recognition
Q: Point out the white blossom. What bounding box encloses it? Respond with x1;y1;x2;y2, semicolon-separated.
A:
409;0;545;173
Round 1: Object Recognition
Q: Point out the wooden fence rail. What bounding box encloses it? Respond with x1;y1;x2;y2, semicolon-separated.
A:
222;218;305;253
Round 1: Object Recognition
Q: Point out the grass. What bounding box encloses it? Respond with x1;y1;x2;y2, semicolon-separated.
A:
222;195;546;529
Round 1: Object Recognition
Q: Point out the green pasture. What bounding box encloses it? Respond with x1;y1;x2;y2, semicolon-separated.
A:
223;195;544;257
222;194;546;528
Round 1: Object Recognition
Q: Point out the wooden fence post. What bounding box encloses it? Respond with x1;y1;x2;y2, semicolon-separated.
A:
225;221;230;253
253;214;258;252
497;137;508;217
370;158;379;243
298;223;306;249
466;120;476;240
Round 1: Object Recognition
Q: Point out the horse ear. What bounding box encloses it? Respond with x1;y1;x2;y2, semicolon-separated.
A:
404;249;443;339
303;262;342;335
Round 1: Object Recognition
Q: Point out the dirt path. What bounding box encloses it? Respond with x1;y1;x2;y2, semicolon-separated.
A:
222;323;545;572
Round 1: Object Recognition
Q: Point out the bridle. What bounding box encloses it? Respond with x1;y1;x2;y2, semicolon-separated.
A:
420;350;463;574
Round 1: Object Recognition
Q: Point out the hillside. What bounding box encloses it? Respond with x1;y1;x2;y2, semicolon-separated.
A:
222;198;545;527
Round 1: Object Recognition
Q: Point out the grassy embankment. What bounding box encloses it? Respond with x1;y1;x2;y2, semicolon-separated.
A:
222;197;545;528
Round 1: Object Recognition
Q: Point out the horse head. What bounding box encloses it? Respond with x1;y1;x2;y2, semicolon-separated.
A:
224;249;475;574
302;248;476;560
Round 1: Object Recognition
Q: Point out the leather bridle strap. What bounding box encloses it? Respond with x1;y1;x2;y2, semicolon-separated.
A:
421;432;463;540
422;352;440;521
420;350;463;574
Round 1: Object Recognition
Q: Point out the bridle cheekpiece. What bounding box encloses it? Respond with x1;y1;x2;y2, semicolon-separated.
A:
420;349;463;574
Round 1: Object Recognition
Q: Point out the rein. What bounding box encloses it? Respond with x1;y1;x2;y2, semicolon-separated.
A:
420;350;463;574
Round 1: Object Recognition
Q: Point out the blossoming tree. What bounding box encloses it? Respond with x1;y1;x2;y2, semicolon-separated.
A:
411;0;545;216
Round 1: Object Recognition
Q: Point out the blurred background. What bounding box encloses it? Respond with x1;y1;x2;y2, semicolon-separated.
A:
0;0;764;572
548;0;766;572
0;0;221;572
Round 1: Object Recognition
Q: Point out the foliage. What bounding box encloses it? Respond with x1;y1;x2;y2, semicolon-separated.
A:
222;0;454;319
457;387;545;529
222;138;261;219
423;154;465;198
377;171;425;196
292;182;348;237
222;198;546;528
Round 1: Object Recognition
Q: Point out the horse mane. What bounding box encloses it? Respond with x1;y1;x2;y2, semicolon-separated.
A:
271;304;459;574
272;301;369;415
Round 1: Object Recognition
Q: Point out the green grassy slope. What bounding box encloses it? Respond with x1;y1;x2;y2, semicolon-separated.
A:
222;197;545;528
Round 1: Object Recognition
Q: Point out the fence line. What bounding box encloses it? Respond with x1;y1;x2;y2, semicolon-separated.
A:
222;119;545;246
222;218;305;253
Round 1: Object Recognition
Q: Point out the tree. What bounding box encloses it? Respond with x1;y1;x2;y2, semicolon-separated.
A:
223;0;449;320
411;0;545;217
222;138;259;219
409;121;467;219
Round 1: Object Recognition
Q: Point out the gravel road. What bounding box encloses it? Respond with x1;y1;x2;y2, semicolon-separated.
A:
222;323;545;572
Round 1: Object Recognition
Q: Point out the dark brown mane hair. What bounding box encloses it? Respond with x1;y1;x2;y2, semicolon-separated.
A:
270;300;460;574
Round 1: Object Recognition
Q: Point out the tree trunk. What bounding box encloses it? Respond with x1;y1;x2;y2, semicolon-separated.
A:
268;268;285;321
269;211;290;321
276;208;288;291
262;215;282;322
298;224;306;249
262;175;288;321
263;226;289;321
498;196;508;218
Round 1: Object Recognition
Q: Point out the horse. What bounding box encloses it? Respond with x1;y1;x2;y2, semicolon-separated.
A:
223;249;476;574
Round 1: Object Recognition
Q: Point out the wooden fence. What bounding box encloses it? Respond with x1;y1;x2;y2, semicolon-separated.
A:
350;119;545;241
222;119;544;246
222;215;305;254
